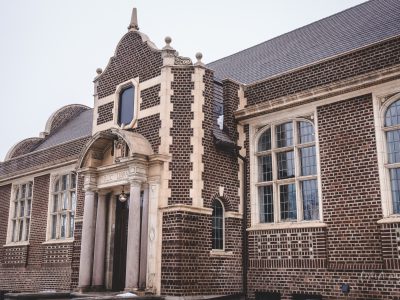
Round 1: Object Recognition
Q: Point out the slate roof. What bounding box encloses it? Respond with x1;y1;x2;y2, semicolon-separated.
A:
207;0;400;84
34;109;93;151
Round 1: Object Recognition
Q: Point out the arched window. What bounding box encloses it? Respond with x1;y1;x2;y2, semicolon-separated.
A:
384;99;400;214
212;199;224;250
118;86;135;126
256;120;319;223
49;173;77;240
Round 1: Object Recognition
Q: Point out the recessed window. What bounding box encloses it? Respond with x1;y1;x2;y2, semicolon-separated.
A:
384;99;400;214
256;120;319;223
49;173;77;240
118;86;135;126
212;199;224;250
9;182;33;243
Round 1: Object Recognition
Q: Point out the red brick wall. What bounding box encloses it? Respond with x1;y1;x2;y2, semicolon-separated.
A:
140;84;161;110
132;114;162;154
318;94;383;268
0;184;11;263
97;102;114;125
244;36;400;107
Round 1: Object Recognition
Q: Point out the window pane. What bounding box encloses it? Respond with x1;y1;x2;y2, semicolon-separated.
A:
51;215;57;239
62;175;68;191
387;130;400;163
300;146;317;176
298;121;315;144
70;214;75;238
276;122;293;148
25;219;30;241
280;184;297;221
62;192;68;210
390;168;400;214
15;187;20;200
20;201;25;217
18;220;23;242
60;214;67;239
13;202;17;218
71;191;76;211
12;220;17;242
55;180;59;192
302;180;319;220
385;100;400;126
277;151;295;179
212;200;224;250
22;184;26;199
118;86;135;126
258;155;272;182
53;195;58;212
258;129;271;152
26;199;31;216
259;186;273;223
27;183;32;198
71;173;76;189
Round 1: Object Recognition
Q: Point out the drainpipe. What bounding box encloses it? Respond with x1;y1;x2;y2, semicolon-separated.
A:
237;151;248;300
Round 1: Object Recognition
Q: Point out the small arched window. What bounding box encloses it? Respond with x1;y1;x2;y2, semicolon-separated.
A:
384;99;400;214
212;199;224;250
256;120;319;223
118;86;135;126
49;173;77;240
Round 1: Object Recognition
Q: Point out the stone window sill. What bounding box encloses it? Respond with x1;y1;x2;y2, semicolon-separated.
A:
3;241;30;247
247;221;327;231
42;238;74;245
377;216;400;224
210;250;234;257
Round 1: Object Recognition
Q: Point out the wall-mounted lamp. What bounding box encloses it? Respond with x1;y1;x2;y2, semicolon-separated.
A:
119;186;127;202
340;283;351;294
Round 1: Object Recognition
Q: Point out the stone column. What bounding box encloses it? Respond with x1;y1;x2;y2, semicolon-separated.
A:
125;180;142;291
139;185;149;289
78;190;96;290
92;191;108;289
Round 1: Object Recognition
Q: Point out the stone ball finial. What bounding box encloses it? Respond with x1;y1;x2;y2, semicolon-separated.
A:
165;36;172;46
96;68;103;75
196;52;203;61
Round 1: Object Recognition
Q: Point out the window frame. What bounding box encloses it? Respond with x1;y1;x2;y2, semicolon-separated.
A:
6;181;33;245
46;172;77;242
114;79;139;130
211;198;225;251
250;113;323;228
377;93;400;218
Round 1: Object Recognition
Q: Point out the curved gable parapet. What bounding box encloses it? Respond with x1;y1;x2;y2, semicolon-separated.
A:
3;104;91;162
96;31;163;99
4;137;44;161
44;104;91;135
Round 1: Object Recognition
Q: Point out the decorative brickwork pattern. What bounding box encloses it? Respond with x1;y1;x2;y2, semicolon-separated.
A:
42;243;73;267
97;31;163;99
131;114;161;154
0;184;11;263
0;137;90;178
140;84;161;110
244;36;400;107
318;94;383;269
97;102;114;125
2;246;28;267
168;68;195;205
248;227;327;269
27;174;50;266
381;222;400;269
161;211;242;296
48;105;89;134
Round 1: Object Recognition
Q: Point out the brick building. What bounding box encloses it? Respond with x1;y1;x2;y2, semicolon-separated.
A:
1;0;400;299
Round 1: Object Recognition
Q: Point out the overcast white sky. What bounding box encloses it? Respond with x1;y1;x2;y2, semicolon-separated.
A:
0;0;366;161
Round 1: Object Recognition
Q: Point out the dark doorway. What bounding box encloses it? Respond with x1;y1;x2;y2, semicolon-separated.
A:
255;292;281;300
112;196;129;291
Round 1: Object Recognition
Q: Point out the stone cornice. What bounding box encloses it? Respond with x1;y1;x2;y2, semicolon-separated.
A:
159;204;213;215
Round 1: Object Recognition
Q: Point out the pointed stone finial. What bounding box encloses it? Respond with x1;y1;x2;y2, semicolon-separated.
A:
195;52;204;66
128;8;139;31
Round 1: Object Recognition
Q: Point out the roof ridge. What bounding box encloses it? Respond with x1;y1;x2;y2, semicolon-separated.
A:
207;0;370;67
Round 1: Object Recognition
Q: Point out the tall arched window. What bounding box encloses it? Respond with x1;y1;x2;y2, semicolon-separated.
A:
256;120;319;223
49;173;77;240
384;99;400;214
212;199;224;250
